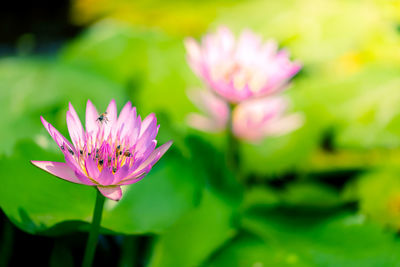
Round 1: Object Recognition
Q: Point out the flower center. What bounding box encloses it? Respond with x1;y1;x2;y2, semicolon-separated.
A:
74;126;135;175
211;60;267;93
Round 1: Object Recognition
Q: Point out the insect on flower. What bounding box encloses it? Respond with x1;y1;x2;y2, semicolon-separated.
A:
31;100;172;201
96;112;109;124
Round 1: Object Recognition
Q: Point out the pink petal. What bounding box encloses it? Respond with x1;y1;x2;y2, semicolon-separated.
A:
114;140;157;184
263;113;304;137
85;157;100;180
97;168;115;186
186;89;229;132
31;161;88;185
186;113;223;132
184;37;202;74
135;114;158;155
184;37;201;61
261;40;278;58
58;151;95;185
118;172;147;185
113;101;132;139
41;116;76;154
236;29;262;61
185;26;301;102
104;99;117;139
149;141;173;163
132;141;172;176
85;100;99;140
120;108;139;143
136;140;157;161
138;113;157;138
288;62;302;77
97;186;122;201
66;103;85;150
232;97;303;142
216;26;235;53
128;112;141;145
74;171;98;185
114;165;130;180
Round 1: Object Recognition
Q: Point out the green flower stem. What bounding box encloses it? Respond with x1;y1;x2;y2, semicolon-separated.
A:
82;189;106;267
227;103;240;177
0;219;14;267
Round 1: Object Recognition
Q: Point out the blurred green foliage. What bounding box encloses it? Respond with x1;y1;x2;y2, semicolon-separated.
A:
1;0;400;265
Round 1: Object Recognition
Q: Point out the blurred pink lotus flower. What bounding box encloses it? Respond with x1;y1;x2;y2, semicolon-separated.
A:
185;26;301;103
232;97;303;142
186;89;229;132
187;91;303;142
32;100;172;201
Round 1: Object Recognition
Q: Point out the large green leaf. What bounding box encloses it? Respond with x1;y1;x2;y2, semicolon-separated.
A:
208;234;296;267
61;21;151;85
208;209;400;266
0;140;201;235
242;181;343;211
346;168;400;230
147;136;241;267
333;68;400;149
148;189;236;267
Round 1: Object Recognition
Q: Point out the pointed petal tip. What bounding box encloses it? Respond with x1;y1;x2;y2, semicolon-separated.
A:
165;140;173;147
120;101;133;114
158;140;173;155
40;116;47;125
159;140;173;152
107;99;117;111
31;160;39;167
184;37;196;46
68;102;79;113
97;186;122;201
147;112;156;119
31;161;86;185
86;99;97;113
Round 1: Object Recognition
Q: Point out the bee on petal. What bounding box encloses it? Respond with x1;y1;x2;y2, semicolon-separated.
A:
96;112;109;124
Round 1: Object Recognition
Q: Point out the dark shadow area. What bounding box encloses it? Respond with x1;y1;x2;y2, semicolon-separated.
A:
0;210;129;267
0;0;83;56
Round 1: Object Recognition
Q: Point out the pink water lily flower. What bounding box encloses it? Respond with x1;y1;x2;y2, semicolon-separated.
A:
232;97;303;142
31;100;172;201
185;26;301;103
186;89;229;132
187;89;303;141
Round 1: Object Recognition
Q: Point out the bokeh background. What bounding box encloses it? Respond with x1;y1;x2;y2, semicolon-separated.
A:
1;0;400;266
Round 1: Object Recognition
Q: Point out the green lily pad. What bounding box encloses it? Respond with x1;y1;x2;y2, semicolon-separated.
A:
207;208;400;266
348;168;400;230
148;189;237;267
